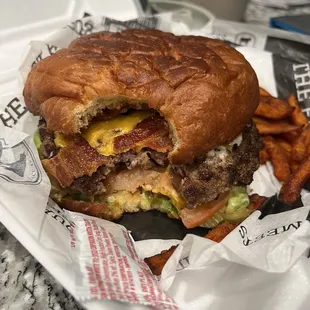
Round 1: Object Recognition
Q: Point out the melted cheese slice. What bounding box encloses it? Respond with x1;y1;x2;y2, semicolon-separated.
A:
82;110;154;156
54;132;70;148
142;174;184;211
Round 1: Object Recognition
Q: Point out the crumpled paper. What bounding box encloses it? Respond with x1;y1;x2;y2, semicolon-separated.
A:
0;14;309;310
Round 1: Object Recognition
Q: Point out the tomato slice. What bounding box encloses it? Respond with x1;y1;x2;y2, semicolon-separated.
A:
179;192;230;229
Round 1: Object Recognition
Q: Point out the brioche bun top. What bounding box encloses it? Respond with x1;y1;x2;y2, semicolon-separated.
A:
23;29;259;164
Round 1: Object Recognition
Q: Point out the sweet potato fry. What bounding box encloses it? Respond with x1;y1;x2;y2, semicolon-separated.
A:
292;124;310;162
259;148;270;164
255;97;294;120
253;117;302;135
275;138;292;158
307;143;310;155
280;155;310;204
144;246;177;276
290;160;300;172
248;194;267;210
281;131;301;144
253;116;272;124
204;222;237;243
263;136;291;182
259;87;271;97
287;93;308;126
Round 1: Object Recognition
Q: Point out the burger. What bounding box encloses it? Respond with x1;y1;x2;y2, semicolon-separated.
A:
24;29;262;229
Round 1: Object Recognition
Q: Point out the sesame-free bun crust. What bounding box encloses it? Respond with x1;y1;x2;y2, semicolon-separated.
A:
23;29;259;164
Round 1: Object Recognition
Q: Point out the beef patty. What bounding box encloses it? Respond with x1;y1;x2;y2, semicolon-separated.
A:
39;119;262;208
171;122;262;208
69;149;168;196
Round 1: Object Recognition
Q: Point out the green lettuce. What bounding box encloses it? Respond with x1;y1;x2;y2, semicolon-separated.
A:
223;186;250;222
33;130;41;151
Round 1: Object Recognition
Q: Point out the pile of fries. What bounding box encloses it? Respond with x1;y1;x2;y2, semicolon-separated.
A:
255;88;310;204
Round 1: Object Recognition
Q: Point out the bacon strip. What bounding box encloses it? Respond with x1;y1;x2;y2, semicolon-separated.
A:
42;138;110;187
113;115;173;153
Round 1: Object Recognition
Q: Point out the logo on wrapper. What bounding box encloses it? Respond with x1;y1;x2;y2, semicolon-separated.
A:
176;256;190;271
0;138;42;185
101;17;159;33
292;63;310;118
235;32;256;47
239;221;303;246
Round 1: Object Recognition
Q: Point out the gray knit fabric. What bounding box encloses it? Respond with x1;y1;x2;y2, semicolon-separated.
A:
0;223;84;310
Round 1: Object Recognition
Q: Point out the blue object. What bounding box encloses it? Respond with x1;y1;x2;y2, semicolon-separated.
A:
270;14;310;35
